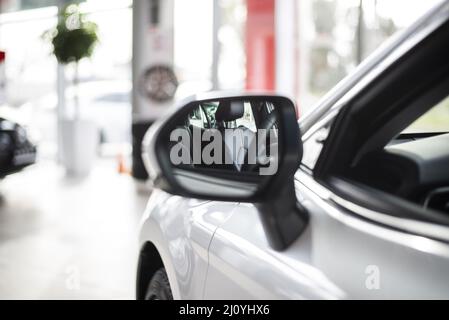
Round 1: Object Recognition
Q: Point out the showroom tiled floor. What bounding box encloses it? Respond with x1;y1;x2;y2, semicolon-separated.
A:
0;159;149;299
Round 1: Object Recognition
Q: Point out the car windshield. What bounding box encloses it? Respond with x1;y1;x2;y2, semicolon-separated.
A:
403;95;449;133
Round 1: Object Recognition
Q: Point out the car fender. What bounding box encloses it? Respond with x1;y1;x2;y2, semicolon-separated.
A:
139;188;226;299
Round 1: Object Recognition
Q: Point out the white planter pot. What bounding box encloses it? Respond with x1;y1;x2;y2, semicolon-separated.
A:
61;119;98;176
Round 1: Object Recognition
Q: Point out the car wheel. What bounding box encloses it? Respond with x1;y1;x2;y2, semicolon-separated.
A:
144;268;173;300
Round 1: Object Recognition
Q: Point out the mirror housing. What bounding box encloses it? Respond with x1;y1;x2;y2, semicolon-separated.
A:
143;92;308;250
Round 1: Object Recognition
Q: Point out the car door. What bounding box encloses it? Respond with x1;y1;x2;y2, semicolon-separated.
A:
203;200;345;299
203;172;449;299
203;2;449;299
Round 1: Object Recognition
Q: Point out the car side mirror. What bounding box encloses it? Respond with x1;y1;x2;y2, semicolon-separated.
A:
142;92;308;250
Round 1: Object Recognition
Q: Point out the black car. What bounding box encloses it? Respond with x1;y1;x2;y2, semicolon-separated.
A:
0;118;36;178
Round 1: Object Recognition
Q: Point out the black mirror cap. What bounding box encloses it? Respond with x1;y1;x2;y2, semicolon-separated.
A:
142;91;303;203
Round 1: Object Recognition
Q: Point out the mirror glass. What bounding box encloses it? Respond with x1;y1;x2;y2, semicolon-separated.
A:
158;97;291;198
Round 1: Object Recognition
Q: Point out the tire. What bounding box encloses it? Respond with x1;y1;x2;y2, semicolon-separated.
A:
144;268;173;300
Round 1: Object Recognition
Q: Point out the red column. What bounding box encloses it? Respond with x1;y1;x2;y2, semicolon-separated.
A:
0;51;5;105
245;0;275;91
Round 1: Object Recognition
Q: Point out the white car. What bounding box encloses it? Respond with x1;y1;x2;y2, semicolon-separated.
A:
136;1;449;300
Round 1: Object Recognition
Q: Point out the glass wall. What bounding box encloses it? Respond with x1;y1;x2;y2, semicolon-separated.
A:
0;0;132;158
0;0;59;13
173;0;246;98
173;0;213;98
217;0;246;90
298;0;441;114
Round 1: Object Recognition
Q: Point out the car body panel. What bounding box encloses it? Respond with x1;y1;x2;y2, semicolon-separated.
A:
204;202;344;299
139;189;236;299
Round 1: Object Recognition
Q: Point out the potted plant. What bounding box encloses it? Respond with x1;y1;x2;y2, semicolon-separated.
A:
46;4;99;176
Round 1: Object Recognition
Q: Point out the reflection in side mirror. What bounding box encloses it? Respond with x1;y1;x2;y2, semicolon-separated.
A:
143;93;302;202
170;102;279;174
168;98;280;197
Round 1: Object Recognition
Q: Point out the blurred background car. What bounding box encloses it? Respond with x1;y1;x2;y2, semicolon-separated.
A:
0;117;36;178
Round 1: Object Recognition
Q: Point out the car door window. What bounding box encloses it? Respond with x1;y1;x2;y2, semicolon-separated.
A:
334;89;449;218
312;18;449;232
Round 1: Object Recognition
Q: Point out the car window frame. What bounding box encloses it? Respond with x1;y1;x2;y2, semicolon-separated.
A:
296;14;449;240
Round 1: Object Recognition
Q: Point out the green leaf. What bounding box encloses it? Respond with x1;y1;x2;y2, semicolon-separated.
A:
46;3;99;64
